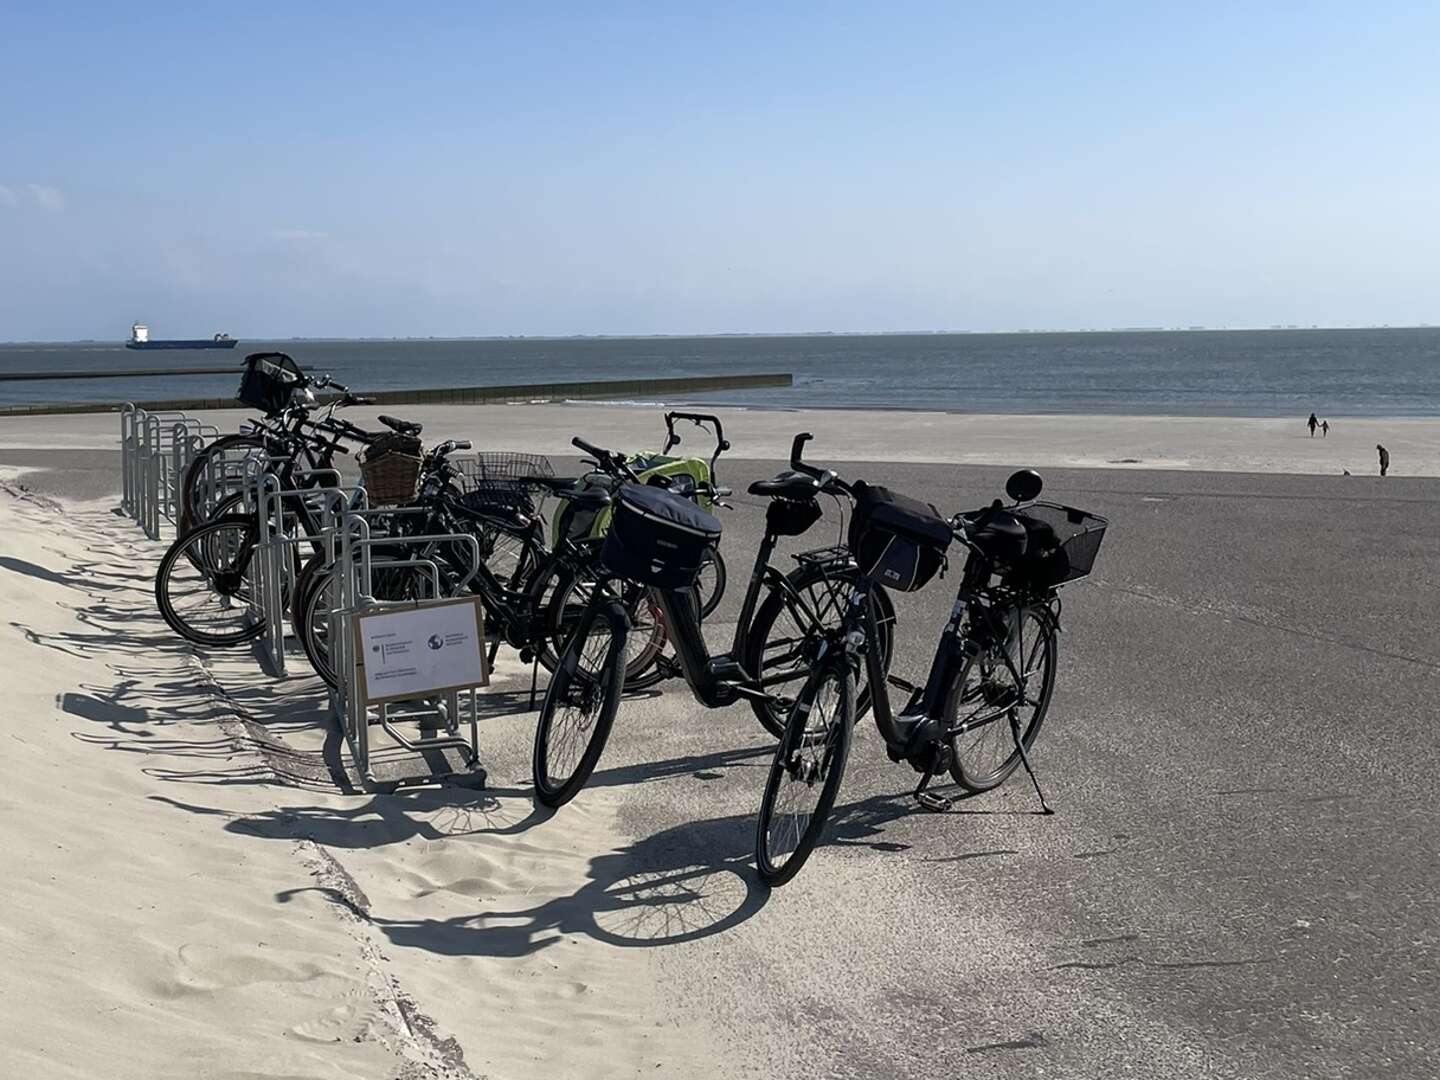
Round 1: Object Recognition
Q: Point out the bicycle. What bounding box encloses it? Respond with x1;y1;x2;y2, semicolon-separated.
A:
290;439;675;692
754;465;1108;886
530;433;899;808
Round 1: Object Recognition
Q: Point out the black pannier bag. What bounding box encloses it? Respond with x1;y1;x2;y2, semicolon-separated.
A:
237;352;306;415
848;481;952;592
601;484;722;590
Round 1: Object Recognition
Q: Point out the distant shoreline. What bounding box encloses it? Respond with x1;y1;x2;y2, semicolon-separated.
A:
4;324;1440;348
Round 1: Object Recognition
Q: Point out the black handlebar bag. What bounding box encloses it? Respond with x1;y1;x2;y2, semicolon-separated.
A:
848;481;952;591
237;352;306;415
601;484;721;590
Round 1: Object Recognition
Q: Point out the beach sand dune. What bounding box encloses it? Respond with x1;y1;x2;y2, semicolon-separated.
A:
0;476;718;1079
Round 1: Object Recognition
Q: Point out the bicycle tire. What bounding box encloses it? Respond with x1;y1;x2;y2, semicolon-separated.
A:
743;563;895;738
532;600;628;808
540;565;668;689
697;547;727;619
297;558;441;688
154;515;266;647
755;659;854;886
179;433;267;533
947;603;1057;792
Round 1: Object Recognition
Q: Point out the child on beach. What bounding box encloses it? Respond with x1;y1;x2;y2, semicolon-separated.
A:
1377;444;1390;476
1321;419;1329;437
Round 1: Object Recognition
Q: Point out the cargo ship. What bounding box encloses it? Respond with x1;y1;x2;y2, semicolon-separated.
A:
125;323;238;350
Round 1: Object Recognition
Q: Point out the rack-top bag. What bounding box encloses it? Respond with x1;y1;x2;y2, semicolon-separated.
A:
601;483;722;590
848;481;952;592
237;352;306;415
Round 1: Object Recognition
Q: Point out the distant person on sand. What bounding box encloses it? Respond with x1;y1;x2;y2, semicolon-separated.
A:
1377;444;1390;477
1308;413;1318;437
1321;419;1329;438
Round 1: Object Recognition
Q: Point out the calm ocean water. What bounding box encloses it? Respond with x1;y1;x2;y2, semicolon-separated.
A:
2;329;1438;417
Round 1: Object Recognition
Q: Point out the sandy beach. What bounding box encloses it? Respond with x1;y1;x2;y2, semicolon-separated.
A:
1;404;1438;477
2;403;1439;1079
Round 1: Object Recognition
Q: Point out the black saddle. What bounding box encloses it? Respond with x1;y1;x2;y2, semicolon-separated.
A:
378;414;423;436
562;486;612;509
958;507;1028;563
748;471;820;500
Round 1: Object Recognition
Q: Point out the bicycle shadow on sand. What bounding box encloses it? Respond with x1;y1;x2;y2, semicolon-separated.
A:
280;805;770;955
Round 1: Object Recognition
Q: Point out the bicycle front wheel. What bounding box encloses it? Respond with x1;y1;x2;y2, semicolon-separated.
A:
947;603;1057;792
532;600;628;808
755;659;854;887
154;515;265;647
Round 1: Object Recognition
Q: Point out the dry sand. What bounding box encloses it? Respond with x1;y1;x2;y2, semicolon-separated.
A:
1;404;1437;475
0;472;719;1079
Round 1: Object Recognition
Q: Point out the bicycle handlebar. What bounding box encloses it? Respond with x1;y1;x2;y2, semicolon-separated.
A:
788;432;851;495
571;435;641;482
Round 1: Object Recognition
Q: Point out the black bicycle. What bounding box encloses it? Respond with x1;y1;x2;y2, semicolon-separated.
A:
529;433;900;808
290;439;671;691
755;463;1108;885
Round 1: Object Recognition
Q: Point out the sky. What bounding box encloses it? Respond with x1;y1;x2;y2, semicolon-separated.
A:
2;2;1438;341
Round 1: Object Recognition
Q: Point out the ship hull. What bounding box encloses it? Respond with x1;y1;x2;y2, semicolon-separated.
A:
126;339;239;350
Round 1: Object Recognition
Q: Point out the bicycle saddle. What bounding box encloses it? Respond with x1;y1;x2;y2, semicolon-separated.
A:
748;471;820;500
377;414;423;436
563;486;612;509
957;506;1028;563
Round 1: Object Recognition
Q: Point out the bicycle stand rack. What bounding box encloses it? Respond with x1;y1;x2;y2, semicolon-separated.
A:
322;507;490;793
119;405;220;539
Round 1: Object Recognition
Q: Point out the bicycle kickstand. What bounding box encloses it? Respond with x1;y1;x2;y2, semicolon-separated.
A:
1010;710;1054;815
528;651;541;711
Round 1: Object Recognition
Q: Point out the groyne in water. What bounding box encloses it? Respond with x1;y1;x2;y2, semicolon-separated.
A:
0;367;237;382
0;371;793;415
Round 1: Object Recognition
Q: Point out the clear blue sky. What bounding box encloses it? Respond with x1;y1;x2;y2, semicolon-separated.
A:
2;2;1437;340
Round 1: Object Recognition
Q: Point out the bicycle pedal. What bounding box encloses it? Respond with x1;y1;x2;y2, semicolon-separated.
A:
915;790;952;813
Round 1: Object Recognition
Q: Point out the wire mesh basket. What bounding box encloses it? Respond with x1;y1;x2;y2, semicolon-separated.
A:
454;452;556;514
1004;502;1108;588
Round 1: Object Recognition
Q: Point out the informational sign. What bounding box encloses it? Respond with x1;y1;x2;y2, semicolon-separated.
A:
353;596;488;705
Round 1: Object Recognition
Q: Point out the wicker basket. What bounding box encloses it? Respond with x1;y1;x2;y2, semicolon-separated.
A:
361;451;422;505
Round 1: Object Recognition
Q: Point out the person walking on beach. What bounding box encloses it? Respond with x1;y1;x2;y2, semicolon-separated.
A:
1308;413;1319;437
1377;444;1390;476
1321;419;1329;438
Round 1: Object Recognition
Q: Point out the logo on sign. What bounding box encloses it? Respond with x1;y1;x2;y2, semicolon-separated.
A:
427;634;445;650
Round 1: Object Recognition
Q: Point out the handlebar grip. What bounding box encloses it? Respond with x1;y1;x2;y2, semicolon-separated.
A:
572;435;608;460
789;432;819;475
453;439;473;451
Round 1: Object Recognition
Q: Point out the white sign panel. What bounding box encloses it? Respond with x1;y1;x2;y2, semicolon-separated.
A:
354;597;488;705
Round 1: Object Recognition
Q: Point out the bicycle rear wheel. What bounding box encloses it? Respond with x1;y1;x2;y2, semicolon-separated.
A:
697;547;727;619
542;565;667;689
154;515;265;647
947;603;1057;792
755;659;854;886
744;564;894;738
532;599;628;808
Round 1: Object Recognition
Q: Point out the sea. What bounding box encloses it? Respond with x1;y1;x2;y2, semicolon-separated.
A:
2;328;1438;417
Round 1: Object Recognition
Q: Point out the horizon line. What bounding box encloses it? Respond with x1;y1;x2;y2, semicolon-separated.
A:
3;322;1438;347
